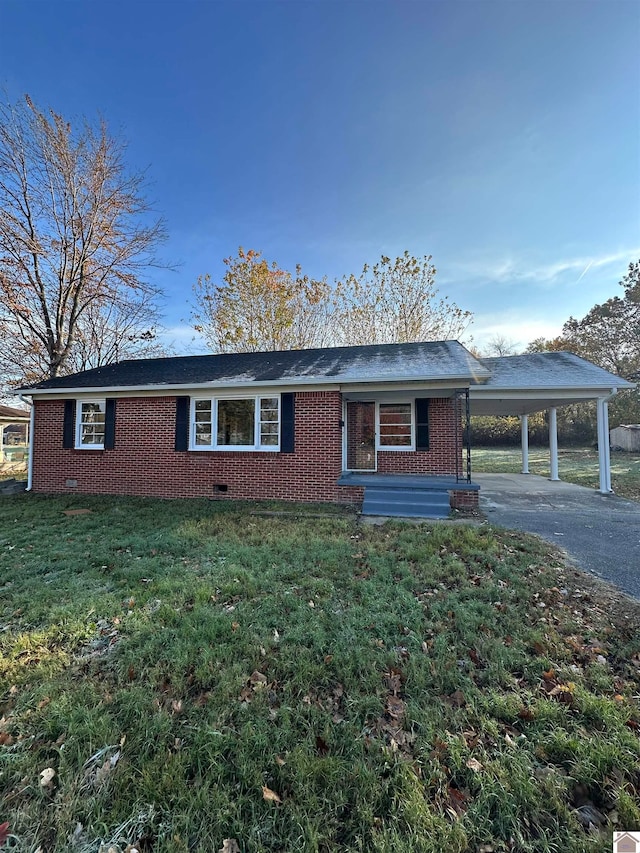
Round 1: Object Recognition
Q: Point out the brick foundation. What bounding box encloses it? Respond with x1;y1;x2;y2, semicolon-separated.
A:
449;490;480;509
31;392;462;504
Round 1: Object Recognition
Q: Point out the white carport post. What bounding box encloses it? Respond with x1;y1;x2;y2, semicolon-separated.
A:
548;407;560;481
520;414;529;473
596;397;612;493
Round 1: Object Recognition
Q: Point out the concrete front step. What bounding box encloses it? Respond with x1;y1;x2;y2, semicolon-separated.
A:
363;503;450;519
362;486;451;519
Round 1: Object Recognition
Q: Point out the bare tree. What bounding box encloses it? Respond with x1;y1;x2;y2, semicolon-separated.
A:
0;94;166;385
65;294;167;373
483;334;519;357
192;247;331;353
332;252;472;346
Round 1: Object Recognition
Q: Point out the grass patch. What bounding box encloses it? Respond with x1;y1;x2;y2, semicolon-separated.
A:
471;445;640;501
1;493;639;851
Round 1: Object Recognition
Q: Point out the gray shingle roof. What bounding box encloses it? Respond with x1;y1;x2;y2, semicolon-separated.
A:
0;404;30;419
23;341;490;392
476;352;634;390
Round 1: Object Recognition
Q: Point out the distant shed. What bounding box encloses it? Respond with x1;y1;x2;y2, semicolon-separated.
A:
610;424;640;452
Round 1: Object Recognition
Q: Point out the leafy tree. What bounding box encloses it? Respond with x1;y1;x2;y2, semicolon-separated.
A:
561;259;640;379
332;252;471;346
192;248;330;353
524;261;640;434
525;336;570;354
0;94;166;384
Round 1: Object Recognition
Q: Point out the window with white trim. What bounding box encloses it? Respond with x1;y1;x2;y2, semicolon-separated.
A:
378;402;413;449
191;395;280;450
76;400;106;449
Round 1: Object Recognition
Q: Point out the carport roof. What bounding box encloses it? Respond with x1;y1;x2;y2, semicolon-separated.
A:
470;352;634;416
477;352;634;390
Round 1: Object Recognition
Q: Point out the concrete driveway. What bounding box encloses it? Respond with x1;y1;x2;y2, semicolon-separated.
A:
475;473;640;599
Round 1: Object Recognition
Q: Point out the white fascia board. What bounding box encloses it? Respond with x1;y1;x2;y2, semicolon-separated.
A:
341;381;466;395
26;373;478;398
470;385;625;399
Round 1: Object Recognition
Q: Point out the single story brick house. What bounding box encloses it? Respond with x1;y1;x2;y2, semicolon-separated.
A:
19;341;633;517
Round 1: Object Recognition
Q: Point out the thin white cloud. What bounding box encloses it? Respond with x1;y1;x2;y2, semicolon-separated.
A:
449;248;640;287
159;324;205;356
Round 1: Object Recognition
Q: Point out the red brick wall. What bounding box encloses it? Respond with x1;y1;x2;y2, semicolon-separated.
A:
449;490;479;509
377;398;461;476
31;391;461;503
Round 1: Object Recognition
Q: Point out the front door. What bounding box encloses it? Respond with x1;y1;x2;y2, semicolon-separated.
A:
346;401;376;471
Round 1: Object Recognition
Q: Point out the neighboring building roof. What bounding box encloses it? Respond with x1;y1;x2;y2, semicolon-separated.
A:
477;352;634;391
21;341;491;393
0;404;30;419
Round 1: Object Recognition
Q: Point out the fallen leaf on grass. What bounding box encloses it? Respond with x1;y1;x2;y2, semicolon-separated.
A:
518;707;535;721
275;755;286;766
383;668;403;694
39;767;56;787
385;695;406;721
548;683;576;705
447;786;469;816
262;785;282;803
0;823;9;846
465;758;484;773
447;690;466;708
220;840;241;853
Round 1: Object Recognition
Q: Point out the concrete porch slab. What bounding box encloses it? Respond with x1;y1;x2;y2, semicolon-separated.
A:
338;472;479;491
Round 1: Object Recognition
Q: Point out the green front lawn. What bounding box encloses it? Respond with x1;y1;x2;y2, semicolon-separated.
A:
471;445;640;501
1;494;639;852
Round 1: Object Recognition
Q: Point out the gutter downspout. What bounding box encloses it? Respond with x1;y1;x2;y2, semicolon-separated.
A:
19;394;34;491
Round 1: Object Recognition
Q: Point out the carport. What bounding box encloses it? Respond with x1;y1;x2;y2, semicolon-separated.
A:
469;352;635;494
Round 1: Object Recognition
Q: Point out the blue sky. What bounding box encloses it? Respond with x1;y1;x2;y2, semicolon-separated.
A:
1;0;639;352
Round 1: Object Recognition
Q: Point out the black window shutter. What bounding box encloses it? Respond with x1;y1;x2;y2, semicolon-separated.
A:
63;399;76;449
104;399;116;449
175;396;190;451
415;398;430;451
280;393;295;453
